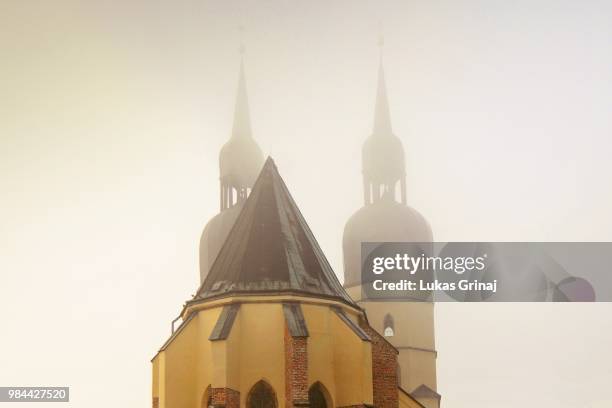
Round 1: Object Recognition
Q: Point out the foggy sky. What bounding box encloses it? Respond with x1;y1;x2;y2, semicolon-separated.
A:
1;1;612;407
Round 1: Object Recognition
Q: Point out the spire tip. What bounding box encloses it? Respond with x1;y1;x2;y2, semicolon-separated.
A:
239;25;246;56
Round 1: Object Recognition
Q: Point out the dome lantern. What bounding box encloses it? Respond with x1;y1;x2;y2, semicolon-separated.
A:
362;53;407;206
219;57;264;210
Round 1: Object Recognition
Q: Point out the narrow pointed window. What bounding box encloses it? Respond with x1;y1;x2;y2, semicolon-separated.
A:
383;313;395;337
247;380;277;408
308;382;330;408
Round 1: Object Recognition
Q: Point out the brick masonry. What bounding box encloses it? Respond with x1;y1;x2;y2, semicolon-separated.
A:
210;387;240;408
360;319;399;408
284;323;309;407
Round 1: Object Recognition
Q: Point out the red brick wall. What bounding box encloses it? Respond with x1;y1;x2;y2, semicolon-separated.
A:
360;320;399;408
225;389;240;408
284;324;309;407
211;387;240;408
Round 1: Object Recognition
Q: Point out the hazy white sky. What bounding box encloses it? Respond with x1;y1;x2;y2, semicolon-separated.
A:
1;1;611;407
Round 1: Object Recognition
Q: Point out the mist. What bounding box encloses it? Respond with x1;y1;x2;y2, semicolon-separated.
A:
2;1;612;407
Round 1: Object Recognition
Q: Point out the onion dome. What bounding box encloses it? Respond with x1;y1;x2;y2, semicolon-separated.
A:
199;205;241;283
343;198;432;288
219;59;264;191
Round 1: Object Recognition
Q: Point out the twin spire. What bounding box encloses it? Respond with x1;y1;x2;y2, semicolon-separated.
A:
361;28;407;206
231;58;252;139
373;60;393;137
203;27;405;284
230;28;394;141
224;27;403;205
231;28;393;140
373;26;393;137
218;35;264;210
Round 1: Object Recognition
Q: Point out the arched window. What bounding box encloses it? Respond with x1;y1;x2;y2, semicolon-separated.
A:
383;313;394;337
247;380;277;408
308;382;331;408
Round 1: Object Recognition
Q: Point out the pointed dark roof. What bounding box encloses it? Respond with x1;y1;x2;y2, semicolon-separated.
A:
410;384;441;400
192;158;356;307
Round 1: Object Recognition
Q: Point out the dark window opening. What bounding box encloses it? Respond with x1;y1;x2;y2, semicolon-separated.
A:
309;382;329;408
384;313;395;337
247;380;277;408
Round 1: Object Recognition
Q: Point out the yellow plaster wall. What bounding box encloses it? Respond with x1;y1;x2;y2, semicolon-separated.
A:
197;307;224;394
236;303;286;406
152;357;159;399
153;296;376;408
158;353;166;407
161;315;198;408
329;309;373;406
224;306;242;392
152;307;224;408
301;304;336;400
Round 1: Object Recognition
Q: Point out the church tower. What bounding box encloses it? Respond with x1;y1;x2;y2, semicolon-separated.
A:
153;159;426;408
199;48;264;283
342;38;440;408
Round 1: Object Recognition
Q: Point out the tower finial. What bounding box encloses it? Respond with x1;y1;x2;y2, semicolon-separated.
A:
231;27;251;140
373;23;392;137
